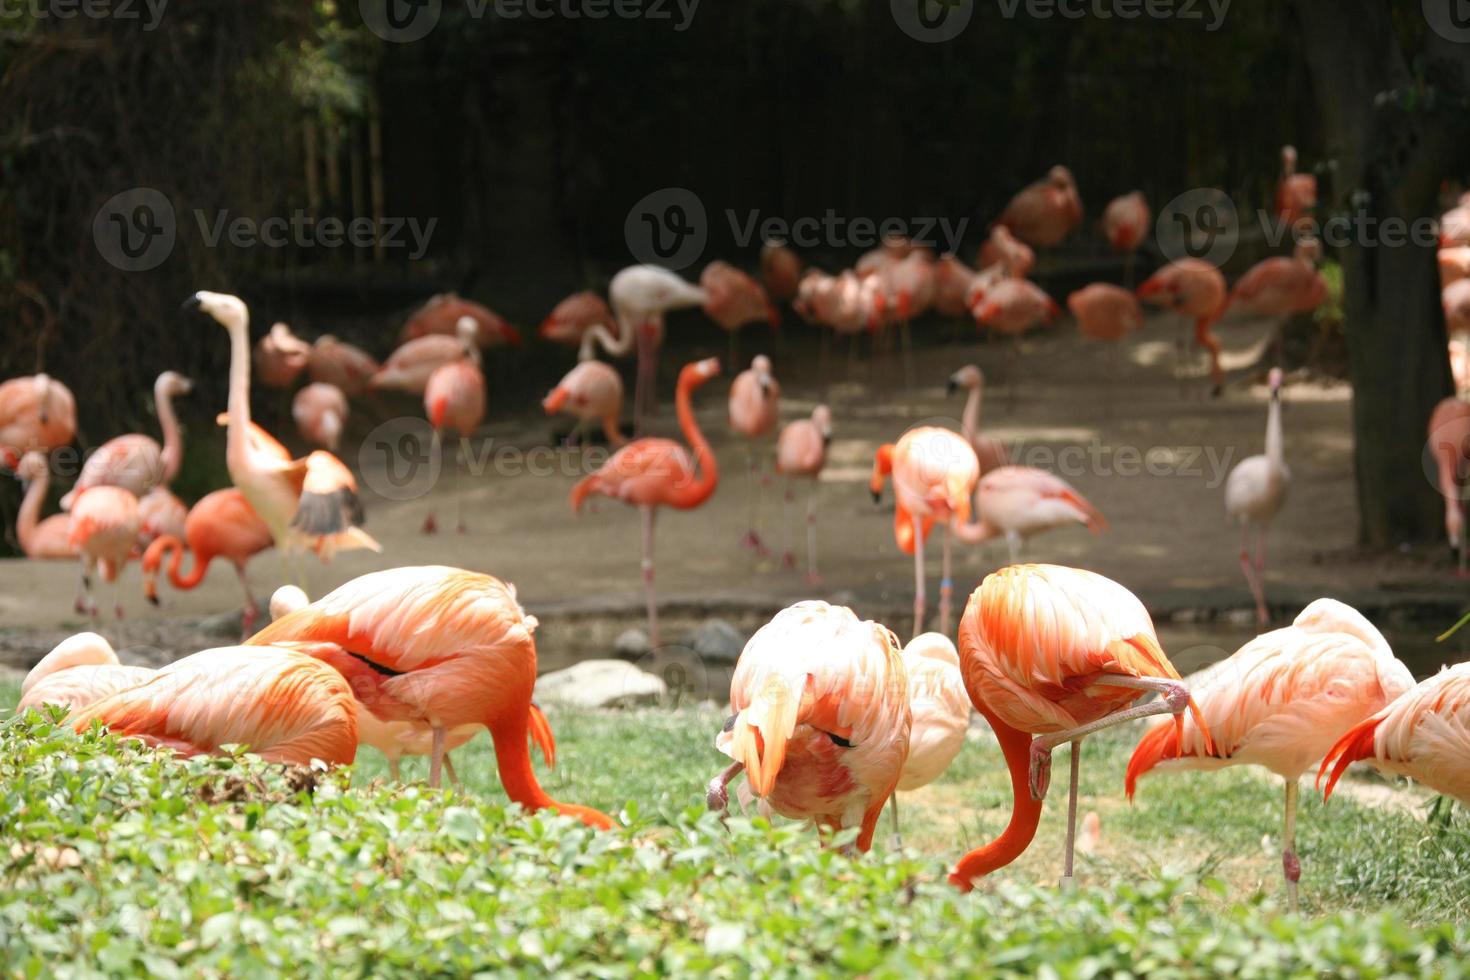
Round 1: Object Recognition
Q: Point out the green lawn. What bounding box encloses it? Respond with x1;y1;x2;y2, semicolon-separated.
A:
3;701;1468;976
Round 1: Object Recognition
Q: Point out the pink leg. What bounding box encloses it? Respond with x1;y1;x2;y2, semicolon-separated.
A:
805;480;821;586
742;445;761;551
422;430;442;534
236;564;259;638
781;479;796;568
939;524;954;636
912;512;926;638
641;504;660;648
706;760;743;813
1254;524;1269;626
454;436;468;534
428;725;445;789
1238;522;1265;628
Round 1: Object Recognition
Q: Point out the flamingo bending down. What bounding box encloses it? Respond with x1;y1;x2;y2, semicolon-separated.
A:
1276;146;1318;232
977;226;1036;279
729;355;781;554
69;486;141;620
543;360;627;447
702;261;778;365
142;488;275;636
422;332;486;535
371;317;477;395
1428;396;1470;574
61;371;192;509
951;465;1106;562
1224;368;1289;625
187;291;379;562
539;291;616;349
293;383;350;451
0;373;76;457
1320;662;1470;806
253;323;312;388
8;451;74;558
1228;238;1329;364
249;565;613;827
948;365;1010;474
775;405;831;582
1127;599;1412;911
888;632;970;843
869;427;980;638
570;358;721;647
18;632;155;714
1068;283;1144;350
400;293;521;349
308;335;379;396
949;564;1208;890
705;601;912;853
1137;258;1228;396
66;645;359;766
760;239;803;303
1101;191;1150;286
995;166;1083;248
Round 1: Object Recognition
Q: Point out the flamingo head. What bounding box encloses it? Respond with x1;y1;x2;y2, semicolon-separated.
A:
156;370;194;399
269;585;311;621
1268;367;1284;398
751;355;775;396
947;364;983;395
869;444;894;503
812;404;833;444
185;291;249;334
681;357;722;386
1281;145;1298;175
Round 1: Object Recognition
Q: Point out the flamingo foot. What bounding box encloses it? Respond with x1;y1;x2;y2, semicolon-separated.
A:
740;530;764;552
804;572;824;587
421;513;438;534
781;551;796;569
456;521;468;535
241;603;259;637
74;596;88;615
1028;740;1053;801
114;605;125;621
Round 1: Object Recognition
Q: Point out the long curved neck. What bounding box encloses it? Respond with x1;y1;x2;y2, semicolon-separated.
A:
1265;395;1283;469
600;412;627;448
671;374;717;507
155;379;184;484
950;703;1044;889
489;716;612;828
167;538;209;590
962;386;981;446
225;320;252;473
16;468;47;556
579;322;633;362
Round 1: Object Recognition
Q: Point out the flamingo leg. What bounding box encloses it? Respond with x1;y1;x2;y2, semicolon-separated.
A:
706;760;743;813
1006;530;1022;565
781;479;795;568
235;564;259;637
73;559;90;616
1027;673;1191;801
428;725;446;789
742;444;760;551
805;479;821;585
388;757;401;783
1255;523;1269;624
939;524;954;636
640;504;660;648
912;511;926;638
887;794;902;851
422;430;441;534
1282;778;1301;913
1060;739;1082;890
1240;521;1267;627
454;435;467;534
112;575;123;621
444;752;461;789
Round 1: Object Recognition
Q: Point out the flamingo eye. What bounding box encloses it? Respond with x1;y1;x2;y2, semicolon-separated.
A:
722;714;737;733
827;732;854;749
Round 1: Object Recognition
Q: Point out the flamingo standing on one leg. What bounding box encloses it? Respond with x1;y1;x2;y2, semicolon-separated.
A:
60;371;192;509
775;405;830;582
422;333;486;535
142;488;274;636
293;383;350;451
951;465;1106;563
1101;191;1150;288
0;373;76;457
995;166;1083;248
870;427;980;638
538;291;615;350
1428;396;1470;574
18;632;154;713
1137;258;1228;396
760;239;803;304
248;565;613;826
69;486;141;620
569;359;721;648
887;631;970;846
1068;283;1144;395
7;451;74;558
543;361;627;447
949;564;1208;890
948;366;1010;474
370;317;477;396
729;355;781;555
705;601;912;854
1224;368;1290;626
1127;599;1413;912
969;279;1059;402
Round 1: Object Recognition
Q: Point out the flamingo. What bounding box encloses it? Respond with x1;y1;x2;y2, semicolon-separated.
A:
775;404;831;582
137;486;188;547
1442;205;1470;248
1229;238;1329;363
888;631;970;844
400;292;521;349
1320;662;1470;806
969;278;1059;338
869;426;980;638
951;465;1106;562
18;632;154;714
543;360;627;447
142;488;275;635
1224;368;1290;626
248;565;614;827
1444;279;1470;335
949;564;1208;890
729;355;781;554
996;166;1083;248
933;254;978;319
1427;396;1470;574
705;601;911;854
185;291;379;561
760;239;803;303
0;373;76;457
60;371;192;509
1137;258;1228;396
1439;246;1470;288
7;451;74;558
569;358;721;647
1276;146;1318;232
421;330;486;535
1127;598;1413;911
1101;191;1150;286
874;251;936;385
1068;282;1144;345
370;317;477;395
947;365;1010;475
292;383;350;451
68;486;140;620
855;237;909;279
253;322;312;388
538;291;615;349
65;644;359;766
308;335;379;396
977;226;1037;279
1452;333;1470;396
702;260;778;365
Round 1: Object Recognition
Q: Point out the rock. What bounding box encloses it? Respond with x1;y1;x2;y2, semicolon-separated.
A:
534;659;667;709
685;618;745;665
199;609;245;638
613;628;652;659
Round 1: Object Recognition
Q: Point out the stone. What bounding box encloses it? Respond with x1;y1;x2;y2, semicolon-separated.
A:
613;628;652;659
534;659;667;709
685;618;745;665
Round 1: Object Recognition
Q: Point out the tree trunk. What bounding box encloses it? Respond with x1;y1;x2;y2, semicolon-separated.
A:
1293;0;1470;547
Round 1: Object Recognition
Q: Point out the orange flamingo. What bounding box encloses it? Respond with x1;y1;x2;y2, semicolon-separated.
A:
1127;598;1412;911
18;632;153;714
249;565;613;827
869;426;980;637
142;488;275;635
1440;246;1470;289
1101;191;1150;282
8;451;74;558
1446;279;1470;336
308;335;379;397
1429;396;1470;574
400;292;521;349
137;486;188;549
543;361;626;448
948;365;1010;475
1224;368;1289;625
66;644;359;766
422;330;486;535
569;358;721;647
705;601;911;853
1137;257;1228;396
538;291;615;349
60;371;192;509
889;631;969;844
775;404;830;582
69;486;141;620
729;355;780;554
969;278;1058;336
952;465;1106;563
1069;283;1144;344
1320;662;1470;806
371;317;477;395
760;239;803;303
949;564;1207;890
292;382;350;451
0;373;75;457
253;322;312;388
702;261;779;365
1276;145;1318;232
996;166;1083;248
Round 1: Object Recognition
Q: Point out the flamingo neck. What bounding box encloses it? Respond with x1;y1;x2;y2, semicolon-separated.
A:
167;538;209;590
1265;395;1283;469
579;322;632;362
155;378;184;484
949;511;999;545
16;467;46;556
600;412;627;448
225;317;252;475
489;716;612;828
950;703;1043;889
962;385;982;447
671;373;717;507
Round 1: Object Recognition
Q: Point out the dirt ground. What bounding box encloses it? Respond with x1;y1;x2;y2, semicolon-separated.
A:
3;307;1468;677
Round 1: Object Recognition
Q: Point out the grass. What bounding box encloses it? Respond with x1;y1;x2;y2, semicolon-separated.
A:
3;701;1469;976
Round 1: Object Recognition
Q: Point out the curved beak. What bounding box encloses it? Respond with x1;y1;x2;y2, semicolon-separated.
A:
179;293;202;315
870;488;882;505
946;378;959;396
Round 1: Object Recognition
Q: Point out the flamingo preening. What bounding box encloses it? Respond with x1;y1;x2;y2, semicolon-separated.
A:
60;370;192;510
18;632;154;714
1137;258;1228;396
0;373;76;458
729;355;780;554
292;383;350;451
69;486;141;620
543;360;627;448
889;631;970;845
1428;396;1470;574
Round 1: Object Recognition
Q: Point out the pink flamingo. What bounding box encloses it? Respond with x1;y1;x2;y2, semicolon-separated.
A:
60;371;191;509
422;334;486;535
889;631;970;843
952;465;1106;562
1229;238;1329;362
1224;368;1289;625
1442;204;1470;248
0;373;76;457
875;251;936;385
1444;279;1470;335
1101;191;1150;287
760;239;803;303
996;166;1083;247
978;226;1037;279
1276;146;1318;232
137;486;187;547
775;404;830;582
68;485;141;619
1439;246;1470;288
7;450;74;558
948;365;1010;475
253;323;312;388
1128;598;1412;911
18;632;153;714
370;317;477;395
308;335;379;397
933;254;978;319
702;260;778;365
142;488;275;635
1068;283;1144;402
729;355;781;554
543;360;626;447
400;292;521;349
538;291;615;349
970;278;1060;400
870;427;980;637
569;358;721;647
1137;258;1228;396
293;383;350;451
1428;396;1470;574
